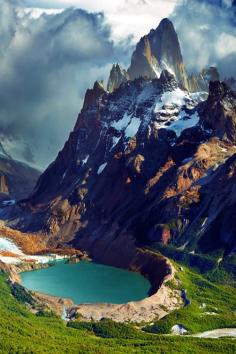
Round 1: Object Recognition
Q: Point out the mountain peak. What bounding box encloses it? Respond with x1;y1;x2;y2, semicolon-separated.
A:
128;18;188;89
158;17;175;30
82;80;106;110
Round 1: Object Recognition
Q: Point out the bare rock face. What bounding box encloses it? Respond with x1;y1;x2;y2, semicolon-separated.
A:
128;18;188;89
107;64;129;92
128;35;158;80
82;81;106;110
200;81;236;141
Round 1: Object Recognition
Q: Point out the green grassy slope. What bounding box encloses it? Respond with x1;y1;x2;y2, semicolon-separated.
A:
144;263;236;334
0;270;236;354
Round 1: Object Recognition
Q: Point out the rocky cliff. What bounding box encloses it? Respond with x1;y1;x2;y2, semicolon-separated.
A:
200;81;236;140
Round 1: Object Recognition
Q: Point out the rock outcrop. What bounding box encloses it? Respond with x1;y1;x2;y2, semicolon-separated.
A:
82;80;106;110
107;64;129;92
200;81;236;141
0;175;9;195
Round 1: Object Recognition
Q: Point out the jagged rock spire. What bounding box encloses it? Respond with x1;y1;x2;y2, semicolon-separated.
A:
107;64;129;93
128;18;188;89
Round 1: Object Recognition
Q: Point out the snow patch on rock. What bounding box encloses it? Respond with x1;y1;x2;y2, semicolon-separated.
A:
1;200;16;207
125;117;141;138
155;88;188;112
111;113;131;131
182;157;193;164
0;237;23;255
82;155;89;166
161;61;175;77
136;83;156;104
110;136;121;151
0;237;68;265
167;111;200;137
97;162;107;175
151;63;161;78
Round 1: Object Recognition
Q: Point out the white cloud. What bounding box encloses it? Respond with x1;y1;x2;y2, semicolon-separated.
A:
18;8;64;19
172;0;236;77
0;1;131;168
215;33;236;59
22;0;178;41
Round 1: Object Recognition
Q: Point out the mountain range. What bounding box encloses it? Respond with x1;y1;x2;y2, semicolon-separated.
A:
1;18;234;268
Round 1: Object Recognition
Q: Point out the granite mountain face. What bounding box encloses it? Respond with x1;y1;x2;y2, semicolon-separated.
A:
5;19;236;262
128;18;188;89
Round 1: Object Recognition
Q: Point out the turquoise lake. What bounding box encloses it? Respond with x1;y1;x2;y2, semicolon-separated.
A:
21;261;151;304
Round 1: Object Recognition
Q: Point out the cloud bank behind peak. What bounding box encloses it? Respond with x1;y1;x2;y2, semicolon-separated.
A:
172;0;236;77
0;1;132;168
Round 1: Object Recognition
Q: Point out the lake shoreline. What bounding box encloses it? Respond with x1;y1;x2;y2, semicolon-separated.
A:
0;231;182;323
19;253;181;323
